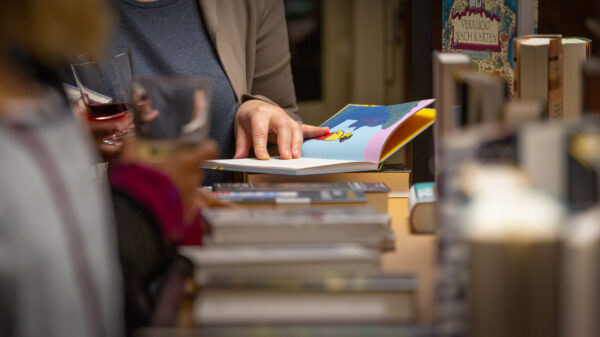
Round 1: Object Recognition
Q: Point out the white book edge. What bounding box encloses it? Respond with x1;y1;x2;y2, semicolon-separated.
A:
202;157;379;175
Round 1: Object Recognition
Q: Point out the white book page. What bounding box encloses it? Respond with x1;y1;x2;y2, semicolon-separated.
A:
202;157;377;175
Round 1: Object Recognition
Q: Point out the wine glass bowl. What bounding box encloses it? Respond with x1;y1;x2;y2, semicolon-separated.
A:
71;46;134;144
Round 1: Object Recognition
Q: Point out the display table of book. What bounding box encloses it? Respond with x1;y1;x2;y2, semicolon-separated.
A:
136;169;437;336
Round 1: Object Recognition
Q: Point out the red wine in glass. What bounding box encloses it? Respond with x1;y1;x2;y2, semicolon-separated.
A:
85;102;134;144
71;46;134;144
86;102;132;121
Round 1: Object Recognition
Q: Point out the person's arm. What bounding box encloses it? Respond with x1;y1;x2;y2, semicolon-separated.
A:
243;0;298;119
233;1;329;160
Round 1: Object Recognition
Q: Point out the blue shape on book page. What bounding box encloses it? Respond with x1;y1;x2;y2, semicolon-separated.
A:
302;119;380;161
302;101;421;162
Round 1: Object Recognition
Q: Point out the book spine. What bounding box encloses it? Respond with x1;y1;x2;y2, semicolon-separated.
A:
513;37;522;99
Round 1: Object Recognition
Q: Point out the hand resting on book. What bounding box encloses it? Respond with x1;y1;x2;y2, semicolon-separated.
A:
234;99;329;160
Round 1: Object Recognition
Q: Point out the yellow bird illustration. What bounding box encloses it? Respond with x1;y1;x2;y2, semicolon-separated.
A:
321;130;345;141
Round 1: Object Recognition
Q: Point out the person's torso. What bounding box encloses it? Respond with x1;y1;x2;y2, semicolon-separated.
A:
112;0;238;183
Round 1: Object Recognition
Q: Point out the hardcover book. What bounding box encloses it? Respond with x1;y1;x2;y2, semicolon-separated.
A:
409;182;437;234
514;35;563;119
212;182;391;212
211;190;368;205
203;100;435;175
213;182;390;192
202;206;392;249
442;0;538;94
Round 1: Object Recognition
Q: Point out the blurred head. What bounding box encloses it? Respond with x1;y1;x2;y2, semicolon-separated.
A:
0;0;113;66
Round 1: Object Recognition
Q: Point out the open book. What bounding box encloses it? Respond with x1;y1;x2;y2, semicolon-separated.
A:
204;99;435;175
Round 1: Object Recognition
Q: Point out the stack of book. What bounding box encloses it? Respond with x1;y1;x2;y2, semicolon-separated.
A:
186;100;438;328
181;204;418;326
183;180;418;327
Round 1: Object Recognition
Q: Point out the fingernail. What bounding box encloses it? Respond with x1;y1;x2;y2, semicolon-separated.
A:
284;149;291;158
257;149;269;159
293;148;300;157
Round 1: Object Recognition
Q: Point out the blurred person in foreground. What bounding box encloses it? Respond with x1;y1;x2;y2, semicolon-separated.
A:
0;0;221;336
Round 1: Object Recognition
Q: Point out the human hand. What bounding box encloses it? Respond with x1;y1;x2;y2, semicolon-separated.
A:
72;103;132;159
233;99;329;160
121;137;219;224
73;99;158;160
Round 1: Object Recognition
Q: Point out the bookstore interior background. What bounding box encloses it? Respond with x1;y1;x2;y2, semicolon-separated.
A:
2;0;600;336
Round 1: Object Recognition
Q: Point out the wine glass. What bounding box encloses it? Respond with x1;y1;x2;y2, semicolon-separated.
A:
131;76;212;160
71;46;134;144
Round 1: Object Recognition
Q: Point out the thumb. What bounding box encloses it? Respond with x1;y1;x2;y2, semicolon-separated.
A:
301;125;330;139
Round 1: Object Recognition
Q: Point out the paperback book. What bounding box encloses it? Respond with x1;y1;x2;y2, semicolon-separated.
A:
211;182;390;211
442;0;538;94
213;182;390;192
202;206;393;249
180;244;380;282
203;100;435;175
211;190;367;204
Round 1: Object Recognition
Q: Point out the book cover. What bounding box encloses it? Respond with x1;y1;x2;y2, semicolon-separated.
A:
213;182;390;193
203;206;393;248
211;190;367;204
409;182;437;234
442;0;538;94
204;207;390;228
203;100;435;175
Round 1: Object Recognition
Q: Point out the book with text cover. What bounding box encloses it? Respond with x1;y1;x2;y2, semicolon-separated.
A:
212;182;390;213
213;182;390;192
442;0;538;94
203;99;435;175
211;190;367;205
